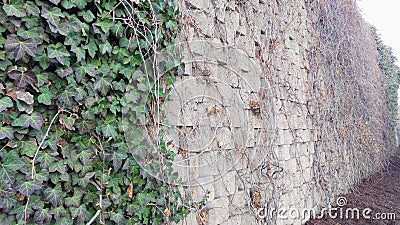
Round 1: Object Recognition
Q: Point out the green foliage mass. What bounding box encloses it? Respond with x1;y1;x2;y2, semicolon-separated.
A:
0;0;187;224
373;27;400;152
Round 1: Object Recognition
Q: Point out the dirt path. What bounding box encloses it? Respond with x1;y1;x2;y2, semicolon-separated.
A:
306;151;400;225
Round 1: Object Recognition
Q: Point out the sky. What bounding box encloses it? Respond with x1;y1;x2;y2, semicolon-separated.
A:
357;0;400;66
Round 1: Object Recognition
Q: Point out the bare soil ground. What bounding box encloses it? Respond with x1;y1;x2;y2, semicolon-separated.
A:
306;150;400;225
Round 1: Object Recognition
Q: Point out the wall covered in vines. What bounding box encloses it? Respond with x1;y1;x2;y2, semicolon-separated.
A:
0;0;186;224
160;0;397;224
1;0;398;224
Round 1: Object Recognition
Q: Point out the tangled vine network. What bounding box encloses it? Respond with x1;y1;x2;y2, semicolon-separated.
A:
306;0;392;196
175;0;396;224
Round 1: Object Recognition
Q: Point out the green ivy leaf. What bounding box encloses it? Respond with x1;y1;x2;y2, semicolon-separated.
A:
111;151;127;172
58;17;81;36
80;164;93;175
93;75;112;95
47;43;70;65
34;169;49;183
110;101;121;114
98;63;110;76
51;206;67;221
111;210;126;224
74;62;97;79
8;69;37;87
78;10;95;23
0;59;12;71
34;47;52;70
25;1;40;16
112;80;126;92
36;151;58;169
0;96;13;112
166;20;178;29
0;150;25;183
0;182;15;198
55;67;73;78
69;205;86;224
41;7;64;27
61;0;75;9
38;87;55;105
71;0;87;9
43;135;60;152
125;88;141;104
18;139;37;157
16;99;33;114
21;16;40;28
18;112;43;130
101;122;117;139
65;188;83;207
0;196;17;212
4;34;38;60
49;161;66;174
59;216;73;225
17;27;40;40
57;88;75;109
77;149;93;165
33;208;51;223
77;171;95;188
49;0;61;5
15;179;42;195
59;114;76;131
107;174;121;194
96;19;113;33
44;184;64;206
71;45;85;62
0;37;5;49
84;41;98;58
9;204;32;221
73;86;87;101
64;32;83;47
75;119;95;134
99;41;112;54
16;91;34;105
3;1;26;17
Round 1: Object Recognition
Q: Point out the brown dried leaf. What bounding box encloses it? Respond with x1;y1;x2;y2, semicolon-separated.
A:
249;99;260;114
127;182;133;199
207;106;221;115
17;193;25;201
196;212;208;224
6;89;18;99
178;147;186;156
164;207;171;219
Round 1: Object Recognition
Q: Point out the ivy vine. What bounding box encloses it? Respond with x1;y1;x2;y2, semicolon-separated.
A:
0;0;187;224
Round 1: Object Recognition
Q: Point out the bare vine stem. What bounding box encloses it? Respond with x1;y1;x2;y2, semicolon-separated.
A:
93;135;105;224
24;109;63;224
86;210;101;225
31;109;62;180
87;179;103;225
23;195;30;223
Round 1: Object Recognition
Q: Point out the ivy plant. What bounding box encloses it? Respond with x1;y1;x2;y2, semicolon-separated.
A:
0;0;187;224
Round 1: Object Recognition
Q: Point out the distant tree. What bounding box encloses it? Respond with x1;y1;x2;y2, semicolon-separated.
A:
372;26;400;147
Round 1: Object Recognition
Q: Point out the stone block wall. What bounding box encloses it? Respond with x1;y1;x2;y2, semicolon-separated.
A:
162;0;389;224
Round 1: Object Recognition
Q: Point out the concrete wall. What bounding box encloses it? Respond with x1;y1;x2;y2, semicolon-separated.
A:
164;0;389;224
